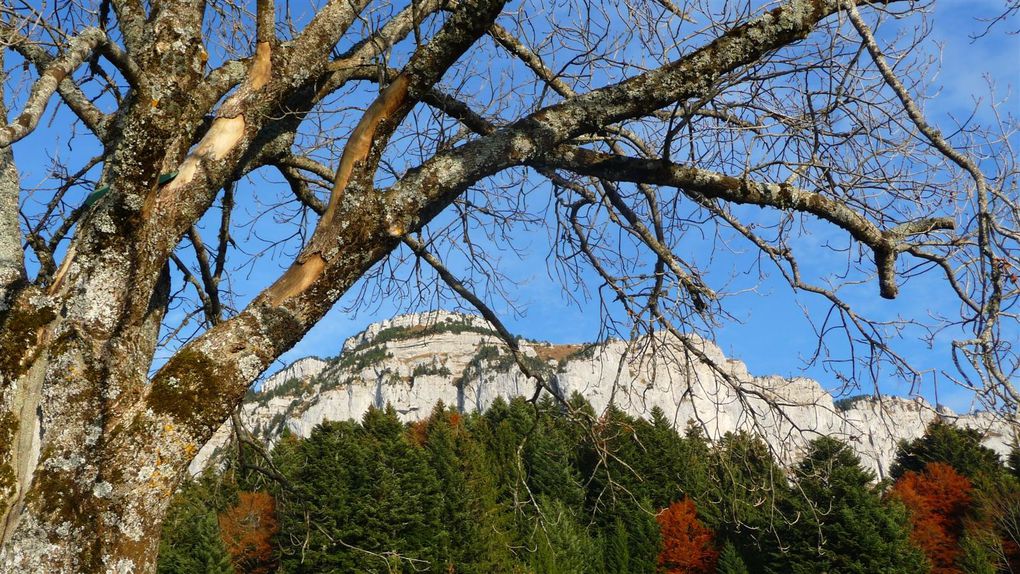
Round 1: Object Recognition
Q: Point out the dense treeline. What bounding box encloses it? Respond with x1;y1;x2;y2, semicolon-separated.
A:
159;395;1020;573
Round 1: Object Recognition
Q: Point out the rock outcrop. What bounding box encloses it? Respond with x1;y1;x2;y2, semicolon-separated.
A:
192;311;1016;478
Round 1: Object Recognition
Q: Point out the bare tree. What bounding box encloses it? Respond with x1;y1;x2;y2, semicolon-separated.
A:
0;0;1016;570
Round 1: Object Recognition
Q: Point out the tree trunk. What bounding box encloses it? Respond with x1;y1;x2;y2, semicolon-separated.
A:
0;267;178;572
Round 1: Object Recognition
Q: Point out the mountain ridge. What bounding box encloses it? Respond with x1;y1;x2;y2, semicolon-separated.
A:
192;310;1016;477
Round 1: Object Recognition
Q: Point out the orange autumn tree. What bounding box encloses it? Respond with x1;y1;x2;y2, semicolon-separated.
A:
891;462;973;574
657;498;719;574
218;491;280;574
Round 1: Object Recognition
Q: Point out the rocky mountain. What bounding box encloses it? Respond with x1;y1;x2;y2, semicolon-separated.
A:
191;311;1016;478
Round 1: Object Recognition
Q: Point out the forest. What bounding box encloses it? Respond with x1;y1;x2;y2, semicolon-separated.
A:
158;396;1020;573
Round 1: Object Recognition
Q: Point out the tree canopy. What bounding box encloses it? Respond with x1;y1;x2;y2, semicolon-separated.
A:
157;395;1015;573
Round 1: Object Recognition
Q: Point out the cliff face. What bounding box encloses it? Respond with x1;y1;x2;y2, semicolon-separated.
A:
192;311;1016;478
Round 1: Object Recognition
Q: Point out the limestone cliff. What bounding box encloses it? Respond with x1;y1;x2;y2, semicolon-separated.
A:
192;311;1016;478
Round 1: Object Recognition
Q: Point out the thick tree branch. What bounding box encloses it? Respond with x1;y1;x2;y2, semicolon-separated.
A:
316;0;447;96
265;0;509;303
151;0;509;435
286;0;372;73
536;148;953;297
2;28;110;145
843;1;1012;399
278;164;327;215
108;0;146;53
146;0;906;467
378;0;900;238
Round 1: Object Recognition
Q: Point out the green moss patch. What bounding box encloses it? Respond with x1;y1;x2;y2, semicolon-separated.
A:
0;304;56;377
148;349;223;427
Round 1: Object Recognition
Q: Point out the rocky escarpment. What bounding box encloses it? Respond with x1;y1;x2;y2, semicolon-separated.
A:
192;311;1016;478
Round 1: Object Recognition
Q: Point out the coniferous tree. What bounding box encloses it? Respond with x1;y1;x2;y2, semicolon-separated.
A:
157;482;235;574
522;398;587;508
957;533;999;574
275;406;446;573
784;437;928;574
890;421;1004;480
629;408;711;509
529;497;602;574
965;472;1020;572
580;406;648;506
717;541;751;574
598;498;661;574
602;517;633;574
423;405;518;573
1008;444;1020;482
705;432;792;573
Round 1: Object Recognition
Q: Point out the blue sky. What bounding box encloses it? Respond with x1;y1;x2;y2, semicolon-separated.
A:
271;0;1018;412
8;0;1018;412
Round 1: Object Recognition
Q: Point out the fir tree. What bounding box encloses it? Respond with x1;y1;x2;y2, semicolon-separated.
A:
890;420;1004;480
966;472;1020;572
597;498;660;574
784;437;928;574
705;432;792;572
1008;443;1020;482
717;541;750;574
157;482;235;574
423;404;517;573
957;533;998;574
529;497;601;574
628;408;711;509
275;407;446;572
602;517;632;574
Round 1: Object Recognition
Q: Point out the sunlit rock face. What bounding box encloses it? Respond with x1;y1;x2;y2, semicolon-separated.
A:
191;311;1015;478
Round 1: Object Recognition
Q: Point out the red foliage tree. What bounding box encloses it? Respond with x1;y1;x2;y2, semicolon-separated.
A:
890;462;973;574
656;498;719;574
218;491;280;574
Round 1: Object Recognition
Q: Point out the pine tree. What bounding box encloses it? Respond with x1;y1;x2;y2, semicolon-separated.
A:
890;420;1004;480
717;541;750;574
275;407;447;572
158;482;235;574
784;437;928;574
